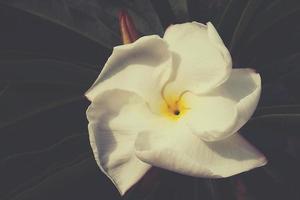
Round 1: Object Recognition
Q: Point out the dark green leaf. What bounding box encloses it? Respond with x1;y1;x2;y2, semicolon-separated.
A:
240;163;300;200
167;0;190;22
260;52;300;82
0;85;83;129
0;59;97;85
186;0;230;27
216;0;248;46
246;0;300;45
0;0;163;48
261;53;300;102
241;114;300;154
207;179;236;200
0;59;97;129
1;158;120;200
0;134;90;199
251;113;300;127
0;95;89;163
229;0;262;52
255;105;300;117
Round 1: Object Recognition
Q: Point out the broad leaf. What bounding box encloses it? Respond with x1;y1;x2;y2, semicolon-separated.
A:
187;0;231;26
0;59;97;85
0;59;98;129
255;105;300;117
1;158;121;200
167;0;190;22
216;0;248;46
229;0;262;52
0;134;90;199
246;0;300;45
0;0;163;48
260;53;300;82
241;114;300;154
0;95;88;158
258;53;300;106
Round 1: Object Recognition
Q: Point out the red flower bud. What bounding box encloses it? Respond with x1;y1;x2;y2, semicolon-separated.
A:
118;10;139;44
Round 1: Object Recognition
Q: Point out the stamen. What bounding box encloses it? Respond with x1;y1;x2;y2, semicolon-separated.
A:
173;110;180;115
175;90;189;104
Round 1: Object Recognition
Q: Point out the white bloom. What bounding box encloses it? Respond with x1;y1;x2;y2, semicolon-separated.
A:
85;22;267;195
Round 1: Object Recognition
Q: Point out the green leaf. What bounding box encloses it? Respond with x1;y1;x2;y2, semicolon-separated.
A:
229;0;262;52
0;93;90;172
260;52;300;80
1;158;118;200
251;113;300;125
0;59;98;85
240;159;300;200
255;105;300;117
216;0;248;46
0;86;83;129
167;0;190;22
243;114;300;148
240;112;300;156
0;58;97;129
185;0;231;27
217;0;234;27
0;0;163;48
206;179;221;200
246;0;300;45
261;53;300;101
1;134;90;199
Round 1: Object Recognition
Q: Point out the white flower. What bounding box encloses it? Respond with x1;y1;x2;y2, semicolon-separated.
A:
85;22;267;195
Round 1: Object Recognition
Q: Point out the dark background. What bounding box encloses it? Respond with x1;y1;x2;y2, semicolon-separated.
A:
0;0;300;199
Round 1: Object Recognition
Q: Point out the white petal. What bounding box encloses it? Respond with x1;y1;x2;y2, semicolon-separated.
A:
85;35;172;112
135;124;267;178
182;69;261;142
183;92;238;141
87;90;159;195
163;22;231;96
208;69;261;138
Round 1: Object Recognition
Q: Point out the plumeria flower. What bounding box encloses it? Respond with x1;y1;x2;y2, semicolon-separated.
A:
85;21;267;195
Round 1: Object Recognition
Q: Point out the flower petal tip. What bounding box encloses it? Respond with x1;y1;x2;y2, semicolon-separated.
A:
258;155;268;167
249;68;257;73
84;90;93;102
246;152;268;174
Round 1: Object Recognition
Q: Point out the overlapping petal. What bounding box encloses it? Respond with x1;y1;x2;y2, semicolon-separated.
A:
214;69;261;134
85;35;172;112
87;89;163;195
182;92;238;141
182;69;261;141
135;124;266;178
163;22;232;97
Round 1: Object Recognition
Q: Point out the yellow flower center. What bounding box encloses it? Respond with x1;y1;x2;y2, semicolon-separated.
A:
160;94;188;121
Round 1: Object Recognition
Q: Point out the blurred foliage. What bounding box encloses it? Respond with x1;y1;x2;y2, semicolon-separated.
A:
0;0;299;199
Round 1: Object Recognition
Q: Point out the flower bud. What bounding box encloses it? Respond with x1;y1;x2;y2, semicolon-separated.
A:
118;10;139;44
